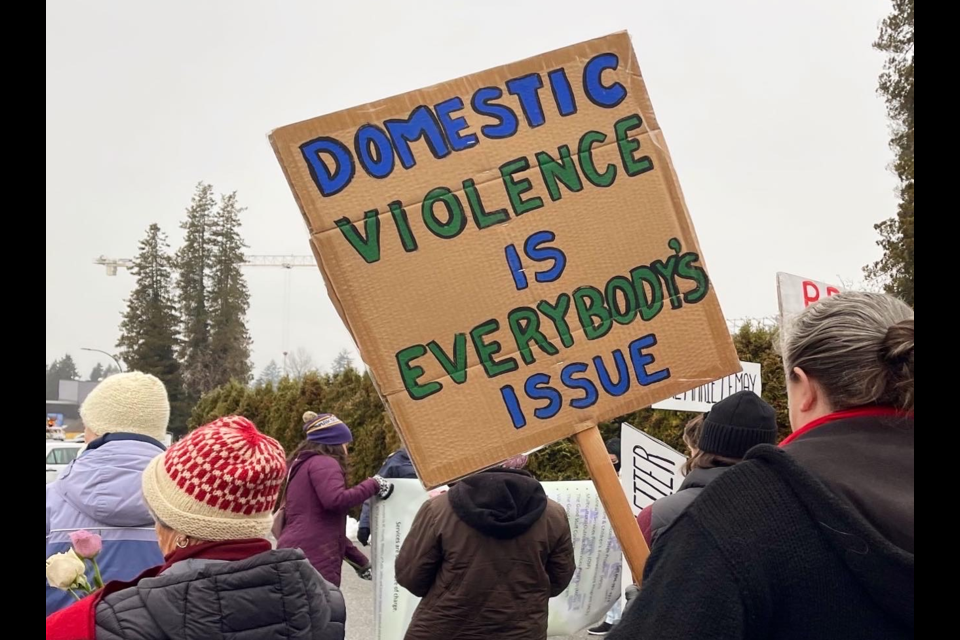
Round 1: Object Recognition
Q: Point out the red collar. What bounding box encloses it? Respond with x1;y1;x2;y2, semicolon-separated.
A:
780;407;913;448
158;538;271;572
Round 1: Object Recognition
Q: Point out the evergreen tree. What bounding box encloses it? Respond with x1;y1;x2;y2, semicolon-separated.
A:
208;191;252;387
89;363;106;382
176;182;217;398
45;355;79;399
117;224;189;435
257;360;283;386
867;0;914;306
103;364;121;378
331;349;354;374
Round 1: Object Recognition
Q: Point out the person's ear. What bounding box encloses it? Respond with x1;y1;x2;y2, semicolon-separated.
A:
792;367;818;412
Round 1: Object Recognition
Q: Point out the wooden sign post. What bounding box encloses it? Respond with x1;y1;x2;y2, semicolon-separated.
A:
576;425;650;583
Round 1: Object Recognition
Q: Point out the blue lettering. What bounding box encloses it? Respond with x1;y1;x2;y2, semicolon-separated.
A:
385;106;451;169
548;68;578;116
594;351;631;396
300;137;355;197
525;230;566;284
526;373;562;420
629;334;671;386
583;53;627;108
505;74;546;128
561;362;599;409
354;124;394;179
471;87;519;139
505;244;527;290
500;385;526;429
435;97;479;152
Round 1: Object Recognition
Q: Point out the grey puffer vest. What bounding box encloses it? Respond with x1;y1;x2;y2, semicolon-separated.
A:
649;467;729;546
95;549;345;640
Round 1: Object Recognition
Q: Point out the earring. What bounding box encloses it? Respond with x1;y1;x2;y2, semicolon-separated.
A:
175;535;189;549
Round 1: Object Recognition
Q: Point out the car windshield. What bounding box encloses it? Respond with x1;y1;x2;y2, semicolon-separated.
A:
46;447;80;465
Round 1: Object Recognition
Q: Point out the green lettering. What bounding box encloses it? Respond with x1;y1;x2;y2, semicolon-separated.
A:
630;266;664;322
470;319;518;378
536;145;583;202
508;307;559;366
537;294;575;348
500;157;545;216
678;252;710;304
615;114;653;177
653;258;683;309
335;210;381;264
573;286;613;340
396;344;441;400
422;187;467;239
388;201;418;253
463;178;509;229
427;334;468;384
578;131;617;187
605;275;638;325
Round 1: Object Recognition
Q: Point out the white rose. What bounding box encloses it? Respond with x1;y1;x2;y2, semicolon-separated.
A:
46;551;88;590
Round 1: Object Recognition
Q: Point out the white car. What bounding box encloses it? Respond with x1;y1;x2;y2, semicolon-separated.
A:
46;441;83;484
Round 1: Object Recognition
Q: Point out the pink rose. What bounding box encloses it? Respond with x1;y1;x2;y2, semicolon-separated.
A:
70;530;103;559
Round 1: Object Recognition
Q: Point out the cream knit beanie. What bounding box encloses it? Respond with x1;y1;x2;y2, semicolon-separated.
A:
80;372;170;439
142;416;287;541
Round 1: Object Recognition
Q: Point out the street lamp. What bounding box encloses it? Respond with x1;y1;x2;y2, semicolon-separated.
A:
81;348;124;374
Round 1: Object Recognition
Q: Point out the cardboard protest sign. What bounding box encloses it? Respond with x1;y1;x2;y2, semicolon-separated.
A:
777;272;842;318
371;480;622;638
653;361;761;412
618;423;687;602
270;32;738;488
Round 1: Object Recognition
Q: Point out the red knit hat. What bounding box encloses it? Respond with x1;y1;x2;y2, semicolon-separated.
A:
142;416;287;541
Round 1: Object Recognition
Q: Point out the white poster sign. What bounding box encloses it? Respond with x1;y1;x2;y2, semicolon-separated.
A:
777;272;842;318
372;479;622;639
619;423;688;605
652;362;762;413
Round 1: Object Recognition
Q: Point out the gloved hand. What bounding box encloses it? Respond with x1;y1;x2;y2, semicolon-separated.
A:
619;583;641;622
356;565;373;581
358;527;371;547
373;475;394;500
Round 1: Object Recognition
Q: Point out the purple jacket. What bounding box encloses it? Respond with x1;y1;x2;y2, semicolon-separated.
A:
46;434;166;616
277;452;378;586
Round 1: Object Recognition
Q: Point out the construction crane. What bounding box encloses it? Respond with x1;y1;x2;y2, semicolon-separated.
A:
94;255;315;273
94;255;315;369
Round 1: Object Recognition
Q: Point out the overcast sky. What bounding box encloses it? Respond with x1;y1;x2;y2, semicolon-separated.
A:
46;0;897;377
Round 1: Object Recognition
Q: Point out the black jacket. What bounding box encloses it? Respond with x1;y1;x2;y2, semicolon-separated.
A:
611;414;914;639
644;466;728;546
95;549;346;640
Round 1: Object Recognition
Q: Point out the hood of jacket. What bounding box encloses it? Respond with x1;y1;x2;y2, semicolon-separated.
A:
750;440;914;627
97;549;342;640
390;448;414;471
56;435;164;527
448;468;547;540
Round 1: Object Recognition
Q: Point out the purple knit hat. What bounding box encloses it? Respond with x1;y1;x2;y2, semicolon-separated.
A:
303;413;353;446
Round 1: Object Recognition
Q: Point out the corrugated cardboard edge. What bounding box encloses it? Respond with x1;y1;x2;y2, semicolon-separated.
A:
270;31;634;145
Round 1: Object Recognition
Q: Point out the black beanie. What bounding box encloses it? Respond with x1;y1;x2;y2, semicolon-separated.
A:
605;438;621;458
698;391;777;458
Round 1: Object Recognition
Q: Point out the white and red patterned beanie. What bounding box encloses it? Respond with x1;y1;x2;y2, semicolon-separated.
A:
142;416;287;541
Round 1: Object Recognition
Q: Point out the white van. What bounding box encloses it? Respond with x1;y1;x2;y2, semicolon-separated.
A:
46;441;83;484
